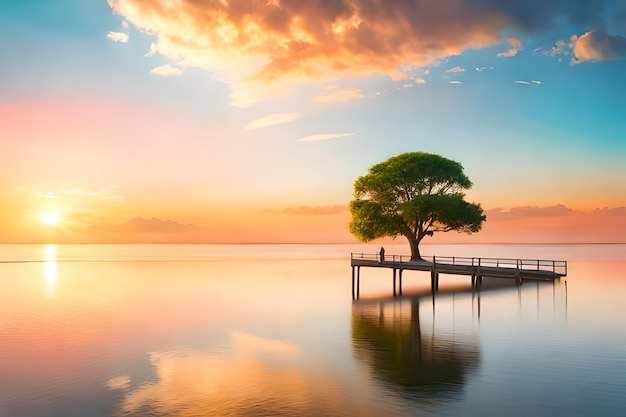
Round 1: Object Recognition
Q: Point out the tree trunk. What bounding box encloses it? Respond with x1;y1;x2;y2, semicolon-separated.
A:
405;234;422;261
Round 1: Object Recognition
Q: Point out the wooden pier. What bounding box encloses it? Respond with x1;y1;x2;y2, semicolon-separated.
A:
351;253;567;299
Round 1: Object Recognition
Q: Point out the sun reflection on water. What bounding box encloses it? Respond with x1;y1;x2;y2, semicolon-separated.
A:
43;244;57;300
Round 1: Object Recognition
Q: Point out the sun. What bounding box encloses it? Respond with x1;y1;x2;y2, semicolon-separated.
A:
42;212;61;226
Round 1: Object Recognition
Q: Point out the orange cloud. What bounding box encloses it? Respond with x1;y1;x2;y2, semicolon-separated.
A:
281;205;348;216
108;0;510;106
497;37;523;57
571;30;626;64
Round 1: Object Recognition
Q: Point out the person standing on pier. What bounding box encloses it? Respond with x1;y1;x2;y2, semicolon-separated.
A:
379;246;385;263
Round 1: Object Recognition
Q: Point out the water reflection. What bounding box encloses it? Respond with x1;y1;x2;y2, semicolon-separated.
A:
352;297;480;401
43;244;57;300
113;332;376;417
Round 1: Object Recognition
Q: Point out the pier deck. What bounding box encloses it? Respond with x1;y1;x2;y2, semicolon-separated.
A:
351;253;567;299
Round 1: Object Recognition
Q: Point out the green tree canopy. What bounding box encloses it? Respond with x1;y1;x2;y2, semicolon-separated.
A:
349;152;486;260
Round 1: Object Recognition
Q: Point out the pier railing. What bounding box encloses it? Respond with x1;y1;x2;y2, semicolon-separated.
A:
350;253;567;276
431;256;567;276
350;252;412;263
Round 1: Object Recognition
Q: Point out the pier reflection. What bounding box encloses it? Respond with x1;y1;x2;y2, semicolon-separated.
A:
352;297;480;400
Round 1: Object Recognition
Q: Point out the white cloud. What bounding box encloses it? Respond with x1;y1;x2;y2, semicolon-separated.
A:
29;191;61;199
312;87;365;103
245;113;301;130
107;31;129;43
151;65;183;76
296;133;354;142
514;80;530;84
450;81;463;84
446;66;466;73
414;77;426;84
531;80;541;84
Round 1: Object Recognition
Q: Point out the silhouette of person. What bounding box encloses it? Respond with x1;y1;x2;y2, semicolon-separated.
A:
379;246;385;263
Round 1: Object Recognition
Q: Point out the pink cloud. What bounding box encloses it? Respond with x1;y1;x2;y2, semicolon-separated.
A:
485;205;577;220
433;205;626;244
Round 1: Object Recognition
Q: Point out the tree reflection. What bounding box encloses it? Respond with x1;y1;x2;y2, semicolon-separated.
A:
352;298;480;399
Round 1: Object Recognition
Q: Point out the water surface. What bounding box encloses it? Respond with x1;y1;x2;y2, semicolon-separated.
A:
1;244;625;416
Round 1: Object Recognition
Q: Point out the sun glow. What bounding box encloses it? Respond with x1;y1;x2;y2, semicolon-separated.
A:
42;212;61;226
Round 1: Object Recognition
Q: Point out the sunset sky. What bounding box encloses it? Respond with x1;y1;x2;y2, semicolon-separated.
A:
1;0;625;244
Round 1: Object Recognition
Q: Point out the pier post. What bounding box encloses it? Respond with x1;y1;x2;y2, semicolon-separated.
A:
393;268;397;296
356;267;360;299
351;266;355;299
430;267;434;292
399;269;403;296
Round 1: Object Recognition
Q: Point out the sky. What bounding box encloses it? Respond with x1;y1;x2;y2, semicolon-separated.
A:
1;0;625;244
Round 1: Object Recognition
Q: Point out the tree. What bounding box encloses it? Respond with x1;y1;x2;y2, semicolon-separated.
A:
349;152;486;260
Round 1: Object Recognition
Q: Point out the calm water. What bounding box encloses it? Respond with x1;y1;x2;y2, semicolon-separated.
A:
1;243;625;417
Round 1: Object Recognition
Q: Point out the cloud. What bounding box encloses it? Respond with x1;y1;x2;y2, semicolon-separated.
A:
497;37;523;57
571;30;626;64
107;0;616;106
531;80;541;84
104;0;516;106
485;205;577;220
446;66;466;73
446;204;626;244
414;77;426;84
467;1;607;32
450;81;463;84
245;112;301;129
28;191;61;199
282;205;348;216
64;187;125;201
545;39;570;57
107;31;129;43
514;80;530;84
151;64;183;76
124;217;195;233
296;133;354;142
475;66;494;72
312;86;365;103
592;207;626;217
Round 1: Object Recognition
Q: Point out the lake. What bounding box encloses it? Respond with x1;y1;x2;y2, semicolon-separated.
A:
1;243;625;416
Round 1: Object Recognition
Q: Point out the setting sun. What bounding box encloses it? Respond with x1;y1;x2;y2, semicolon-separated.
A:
41;212;61;226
